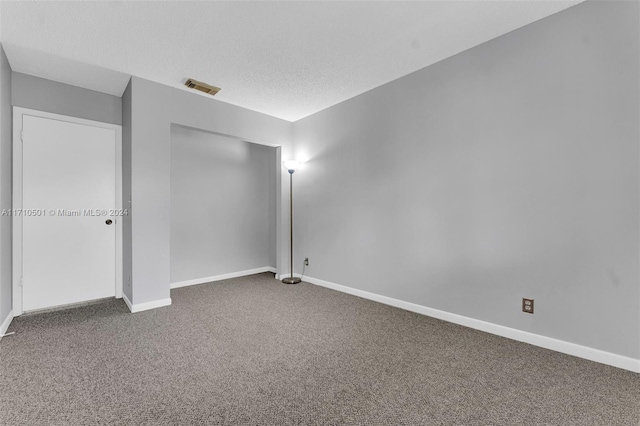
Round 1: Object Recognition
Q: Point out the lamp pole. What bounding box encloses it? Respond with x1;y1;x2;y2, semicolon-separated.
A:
282;166;301;284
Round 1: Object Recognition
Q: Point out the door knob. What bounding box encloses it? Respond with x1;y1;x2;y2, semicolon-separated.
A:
105;219;113;225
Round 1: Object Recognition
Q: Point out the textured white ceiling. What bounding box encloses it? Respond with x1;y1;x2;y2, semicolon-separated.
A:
0;1;582;122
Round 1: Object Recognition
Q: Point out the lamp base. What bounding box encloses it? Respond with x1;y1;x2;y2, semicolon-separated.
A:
281;277;302;285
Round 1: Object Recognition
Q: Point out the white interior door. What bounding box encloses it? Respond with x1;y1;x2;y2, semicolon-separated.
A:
21;114;116;312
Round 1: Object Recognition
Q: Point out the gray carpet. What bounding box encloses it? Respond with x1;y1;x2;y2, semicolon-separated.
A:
0;272;638;425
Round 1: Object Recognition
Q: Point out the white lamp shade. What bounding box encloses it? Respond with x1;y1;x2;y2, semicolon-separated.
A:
282;160;300;172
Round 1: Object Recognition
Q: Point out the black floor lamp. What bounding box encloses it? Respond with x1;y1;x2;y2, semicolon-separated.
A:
282;160;301;284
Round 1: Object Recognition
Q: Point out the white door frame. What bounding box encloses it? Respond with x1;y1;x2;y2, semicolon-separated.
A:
12;107;123;316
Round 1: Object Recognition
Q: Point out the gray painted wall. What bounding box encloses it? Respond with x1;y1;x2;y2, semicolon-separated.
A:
0;45;12;326
12;72;121;125
122;79;132;301
170;126;276;283
129;77;292;305
292;1;639;359
267;146;277;268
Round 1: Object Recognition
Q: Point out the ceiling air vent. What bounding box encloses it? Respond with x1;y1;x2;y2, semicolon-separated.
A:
184;79;221;96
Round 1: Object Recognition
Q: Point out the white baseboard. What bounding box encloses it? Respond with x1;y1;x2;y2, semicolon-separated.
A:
122;293;171;313
301;274;640;373
171;266;276;289
0;311;14;340
122;293;133;312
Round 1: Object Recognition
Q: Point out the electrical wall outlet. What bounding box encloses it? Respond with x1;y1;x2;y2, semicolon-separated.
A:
304;257;309;266
522;298;534;314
